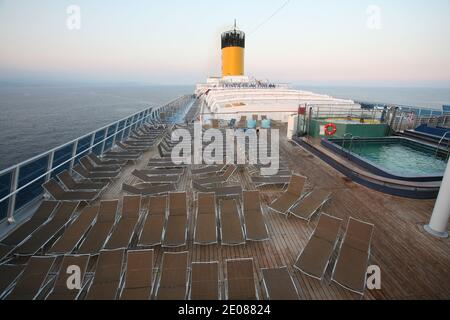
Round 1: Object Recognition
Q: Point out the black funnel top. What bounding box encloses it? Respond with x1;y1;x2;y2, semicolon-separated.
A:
221;29;245;49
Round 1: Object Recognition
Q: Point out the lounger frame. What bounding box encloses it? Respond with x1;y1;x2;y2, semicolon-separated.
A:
188;261;221;300
293;213;343;281
289;190;332;221
224;258;259;300
330;217;375;295
218;199;246;246
193;193;218;246
153;251;190;300
260;266;300;300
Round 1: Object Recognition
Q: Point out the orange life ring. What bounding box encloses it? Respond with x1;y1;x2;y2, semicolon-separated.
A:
324;123;337;136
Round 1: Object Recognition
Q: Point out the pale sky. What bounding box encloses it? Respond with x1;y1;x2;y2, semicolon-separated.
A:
0;0;449;86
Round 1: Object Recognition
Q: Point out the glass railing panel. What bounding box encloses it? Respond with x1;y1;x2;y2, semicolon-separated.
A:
116;120;125;142
51;143;74;177
103;125;117;152
107;124;117;137
75;134;93;165
104;136;115;152
16;155;49;210
0;171;12;221
92;129;106;155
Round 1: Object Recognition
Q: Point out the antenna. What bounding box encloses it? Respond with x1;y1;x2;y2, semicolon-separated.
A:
234;19;237;31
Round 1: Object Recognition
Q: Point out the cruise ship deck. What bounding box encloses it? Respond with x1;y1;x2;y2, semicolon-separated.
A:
0;97;449;300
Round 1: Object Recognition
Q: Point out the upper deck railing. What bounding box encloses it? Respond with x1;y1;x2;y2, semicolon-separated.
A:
0;95;195;225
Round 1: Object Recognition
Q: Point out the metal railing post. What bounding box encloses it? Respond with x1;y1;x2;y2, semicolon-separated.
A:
45;151;55;182
89;133;95;153
70;140;79;173
113;122;119;145
7;167;19;224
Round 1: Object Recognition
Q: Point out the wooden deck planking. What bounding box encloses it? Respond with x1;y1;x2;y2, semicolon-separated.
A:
3;123;449;300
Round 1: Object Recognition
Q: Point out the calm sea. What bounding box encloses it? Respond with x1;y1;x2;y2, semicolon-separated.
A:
0;85;193;171
0;85;449;171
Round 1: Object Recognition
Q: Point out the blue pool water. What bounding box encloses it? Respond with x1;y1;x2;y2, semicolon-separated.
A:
344;140;448;177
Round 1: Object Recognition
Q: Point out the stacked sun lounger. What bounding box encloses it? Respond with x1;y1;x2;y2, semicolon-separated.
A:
162;192;188;247
261;267;299;300
194;193;218;245
104;196;141;250
191;165;241;198
138;195;167;247
269;174;306;215
154;252;189;300
226;258;258;300
250;161;293;187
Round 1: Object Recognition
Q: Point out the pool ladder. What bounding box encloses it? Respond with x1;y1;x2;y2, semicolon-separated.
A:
435;131;450;161
349;136;362;156
342;134;361;157
342;133;353;158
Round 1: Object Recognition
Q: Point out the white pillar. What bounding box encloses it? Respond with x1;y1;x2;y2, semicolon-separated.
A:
425;160;450;238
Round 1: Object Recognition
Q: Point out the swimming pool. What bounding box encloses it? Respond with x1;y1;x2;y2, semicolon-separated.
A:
322;137;448;182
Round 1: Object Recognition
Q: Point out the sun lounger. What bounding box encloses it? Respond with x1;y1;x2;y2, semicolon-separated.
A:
331;217;375;295
289;190;332;221
147;161;185;168
191;165;226;175
125;140;154;148
163;192;188;247
138;196;167;247
43;179;101;202
193;165;236;185
57;171;108;191
269;174;306;215
155;252;188;300
139;168;184;175
85;249;125;300
130;134;156;142
47;206;99;254
80;157;120;173
104;196;141;250
252;176;292;187
192;181;242;197
237;116;247;129
294;213;342;280
132;170;180;184
119;250;154;300
77;200;118;254
117;141;149;153
0;244;13;262
15;202;79;256
243;191;269;241
88;153;127;166
190;262;219;300
103;151;140;161
219;199;245;245
261;267;298;300
226;258;257;300
5;256;56;300
0;201;58;247
194;193;218;245
74;164;119;180
122;183;176;196
0;265;24;299
46;255;90;300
